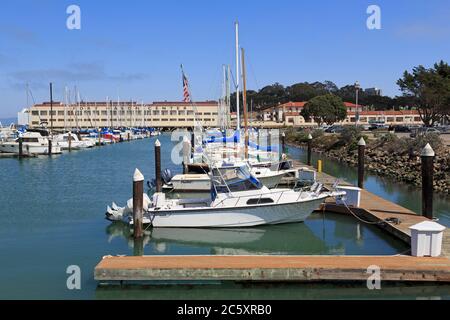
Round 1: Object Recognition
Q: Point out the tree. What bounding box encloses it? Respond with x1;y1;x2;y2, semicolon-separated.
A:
301;94;347;126
397;60;450;127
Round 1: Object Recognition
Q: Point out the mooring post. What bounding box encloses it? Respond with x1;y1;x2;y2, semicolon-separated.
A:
18;137;23;158
358;137;366;189
127;132;131;141
421;143;434;219
182;136;190;174
48;138;52;156
68;132;72;152
307;133;312;166
281;132;286;154
133;237;144;256
155;139;162;192
133;168;144;239
317;159;323;173
98;129;101;146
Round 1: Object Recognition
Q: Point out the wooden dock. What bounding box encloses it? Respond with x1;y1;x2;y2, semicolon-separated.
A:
94;159;449;284
95;255;450;282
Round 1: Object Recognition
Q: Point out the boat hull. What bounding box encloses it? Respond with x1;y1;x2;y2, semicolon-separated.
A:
142;197;324;228
0;143;61;155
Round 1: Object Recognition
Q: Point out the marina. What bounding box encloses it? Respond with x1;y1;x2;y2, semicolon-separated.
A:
0;135;449;299
94;140;450;284
1;1;449;303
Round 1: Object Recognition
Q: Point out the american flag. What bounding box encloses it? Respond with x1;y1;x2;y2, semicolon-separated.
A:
182;69;191;103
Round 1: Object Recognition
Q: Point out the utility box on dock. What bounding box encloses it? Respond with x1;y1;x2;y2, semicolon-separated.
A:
409;221;446;257
335;186;361;207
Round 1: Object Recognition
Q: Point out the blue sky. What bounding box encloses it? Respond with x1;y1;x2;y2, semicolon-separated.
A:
1;0;450;117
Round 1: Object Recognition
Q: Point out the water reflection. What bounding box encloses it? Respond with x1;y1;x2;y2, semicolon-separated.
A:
105;212;407;256
96;282;450;300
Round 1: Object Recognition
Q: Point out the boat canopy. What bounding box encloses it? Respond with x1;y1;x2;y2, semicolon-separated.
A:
211;164;262;194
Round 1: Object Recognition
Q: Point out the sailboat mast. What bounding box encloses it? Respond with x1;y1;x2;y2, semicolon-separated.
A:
235;22;240;130
241;47;248;159
227;65;231;129
64;86;68;132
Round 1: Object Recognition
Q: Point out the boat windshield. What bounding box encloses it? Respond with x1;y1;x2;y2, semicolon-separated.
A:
211;165;262;193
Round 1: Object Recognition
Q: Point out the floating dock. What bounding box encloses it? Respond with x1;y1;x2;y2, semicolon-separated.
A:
94;159;450;284
95;255;450;282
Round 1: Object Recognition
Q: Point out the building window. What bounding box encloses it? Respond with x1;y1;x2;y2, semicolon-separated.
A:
387;117;395;122
153;111;160;115
40;111;48;116
414;117;421;122
396;117;403;122
58;111;64;116
31;111;39;116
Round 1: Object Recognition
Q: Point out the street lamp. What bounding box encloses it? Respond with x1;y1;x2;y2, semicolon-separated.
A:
355;81;360;126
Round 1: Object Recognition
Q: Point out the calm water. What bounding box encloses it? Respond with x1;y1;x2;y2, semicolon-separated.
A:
0;134;448;299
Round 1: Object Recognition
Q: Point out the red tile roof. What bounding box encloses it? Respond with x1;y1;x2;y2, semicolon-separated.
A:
347;110;419;116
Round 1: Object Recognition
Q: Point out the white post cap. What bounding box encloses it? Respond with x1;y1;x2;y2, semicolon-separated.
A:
133;168;144;182
421;143;435;157
307;134;313;140
282;132;285;137
155;139;161;147
358;137;366;146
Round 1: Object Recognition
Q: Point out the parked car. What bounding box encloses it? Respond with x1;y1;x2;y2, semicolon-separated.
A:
393;125;411;133
409;127;441;138
436;125;450;134
325;125;344;133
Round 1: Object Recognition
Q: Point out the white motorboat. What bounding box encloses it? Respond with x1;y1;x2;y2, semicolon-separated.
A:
163;164;286;191
53;132;94;150
0;131;62;155
106;165;344;228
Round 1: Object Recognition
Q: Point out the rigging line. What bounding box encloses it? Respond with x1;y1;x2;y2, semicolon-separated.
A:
246;52;261;91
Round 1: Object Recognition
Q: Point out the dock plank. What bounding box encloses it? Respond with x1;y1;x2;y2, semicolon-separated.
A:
95;255;450;282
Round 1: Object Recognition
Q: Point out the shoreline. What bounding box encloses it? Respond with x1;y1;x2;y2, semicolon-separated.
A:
286;141;449;195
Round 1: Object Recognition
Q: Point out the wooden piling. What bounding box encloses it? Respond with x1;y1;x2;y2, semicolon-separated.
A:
317;160;323;173
133;237;144;256
18;137;23;158
307;133;312;166
421;143;434;219
358;137;366;189
48;138;52;156
98;129;101;146
133;168;144;239
127;132;131;141
155;139;162;193
281;132;286;154
68;132;72;152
